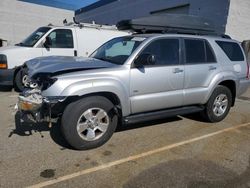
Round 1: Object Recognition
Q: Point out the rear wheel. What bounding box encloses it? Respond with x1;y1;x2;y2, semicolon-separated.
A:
202;85;232;122
61;96;118;150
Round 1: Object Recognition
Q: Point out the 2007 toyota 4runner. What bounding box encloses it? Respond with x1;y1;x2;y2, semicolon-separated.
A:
18;33;250;150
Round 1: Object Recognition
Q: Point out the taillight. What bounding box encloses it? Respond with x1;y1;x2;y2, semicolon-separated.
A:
0;55;7;69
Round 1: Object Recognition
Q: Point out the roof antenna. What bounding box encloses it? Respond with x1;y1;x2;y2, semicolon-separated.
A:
63;19;67;25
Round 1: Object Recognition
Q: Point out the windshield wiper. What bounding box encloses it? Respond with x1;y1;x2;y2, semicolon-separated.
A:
15;42;31;47
15;42;24;46
95;57;120;65
95;57;107;61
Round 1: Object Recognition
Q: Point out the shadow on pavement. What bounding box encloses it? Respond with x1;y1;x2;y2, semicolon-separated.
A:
9;112;72;149
10;112;184;150
182;112;207;122
0;86;12;92
124;157;250;188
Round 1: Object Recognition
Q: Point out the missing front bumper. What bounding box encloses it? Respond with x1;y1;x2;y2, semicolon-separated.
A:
17;89;67;125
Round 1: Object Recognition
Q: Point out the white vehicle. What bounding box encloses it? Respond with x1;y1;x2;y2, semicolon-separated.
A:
0;22;129;91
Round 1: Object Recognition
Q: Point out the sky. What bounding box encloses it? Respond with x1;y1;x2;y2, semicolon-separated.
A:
19;0;100;10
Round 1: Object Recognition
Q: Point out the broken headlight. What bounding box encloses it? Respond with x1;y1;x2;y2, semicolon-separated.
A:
32;73;58;91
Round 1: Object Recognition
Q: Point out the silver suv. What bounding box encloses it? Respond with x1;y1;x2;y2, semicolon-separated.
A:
18;34;250;150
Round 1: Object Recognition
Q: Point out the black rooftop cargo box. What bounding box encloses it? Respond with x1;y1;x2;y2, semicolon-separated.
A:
117;14;225;36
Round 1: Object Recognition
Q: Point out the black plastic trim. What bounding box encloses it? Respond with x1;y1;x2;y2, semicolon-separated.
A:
123;106;204;124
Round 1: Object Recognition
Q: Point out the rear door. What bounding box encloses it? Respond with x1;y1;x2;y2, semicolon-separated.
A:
130;38;184;114
42;28;77;57
183;38;219;105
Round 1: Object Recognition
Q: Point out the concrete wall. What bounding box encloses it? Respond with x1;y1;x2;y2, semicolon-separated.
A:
75;0;230;33
225;0;250;41
0;0;74;45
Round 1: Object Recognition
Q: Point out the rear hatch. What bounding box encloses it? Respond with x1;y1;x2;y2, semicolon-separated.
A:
242;40;250;79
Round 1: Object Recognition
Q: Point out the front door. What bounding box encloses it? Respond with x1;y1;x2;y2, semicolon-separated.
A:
130;38;184;114
42;29;76;57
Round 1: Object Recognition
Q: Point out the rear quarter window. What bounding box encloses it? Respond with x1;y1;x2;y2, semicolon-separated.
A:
216;41;244;61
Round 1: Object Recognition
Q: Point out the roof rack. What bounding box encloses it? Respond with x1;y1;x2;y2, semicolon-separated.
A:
64;17;118;31
48;18;119;31
117;14;230;38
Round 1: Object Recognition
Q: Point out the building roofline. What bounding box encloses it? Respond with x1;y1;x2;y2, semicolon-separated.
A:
19;0;76;11
75;0;117;15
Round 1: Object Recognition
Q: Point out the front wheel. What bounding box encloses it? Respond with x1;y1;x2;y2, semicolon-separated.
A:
61;96;118;150
202;85;232;123
14;68;28;92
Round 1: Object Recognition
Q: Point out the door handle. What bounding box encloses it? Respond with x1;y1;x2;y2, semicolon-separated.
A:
173;68;184;73
74;50;78;57
209;66;217;71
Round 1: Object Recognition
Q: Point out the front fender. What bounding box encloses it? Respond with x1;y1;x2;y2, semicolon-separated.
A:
43;77;131;116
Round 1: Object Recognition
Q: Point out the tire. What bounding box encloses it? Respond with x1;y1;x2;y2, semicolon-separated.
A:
14;68;28;92
202;85;232;123
61;96;118;150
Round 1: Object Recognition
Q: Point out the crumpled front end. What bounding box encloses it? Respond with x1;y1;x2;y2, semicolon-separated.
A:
18;89;48;123
17;88;66;125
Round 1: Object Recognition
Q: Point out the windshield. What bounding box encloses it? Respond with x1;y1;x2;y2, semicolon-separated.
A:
91;36;145;65
16;27;51;47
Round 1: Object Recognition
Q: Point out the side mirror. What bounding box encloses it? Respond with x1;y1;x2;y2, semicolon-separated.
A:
134;53;156;67
43;36;52;48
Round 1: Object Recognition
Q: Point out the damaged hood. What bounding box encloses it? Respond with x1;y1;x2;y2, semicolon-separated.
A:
25;56;117;77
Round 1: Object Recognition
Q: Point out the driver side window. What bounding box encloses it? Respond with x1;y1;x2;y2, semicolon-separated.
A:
47;29;74;48
141;38;180;66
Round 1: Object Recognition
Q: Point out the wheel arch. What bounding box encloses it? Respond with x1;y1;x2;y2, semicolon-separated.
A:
218;80;236;106
57;91;124;119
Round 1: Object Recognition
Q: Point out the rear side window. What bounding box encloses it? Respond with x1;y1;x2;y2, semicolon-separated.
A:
185;39;216;64
185;39;205;63
216;41;244;61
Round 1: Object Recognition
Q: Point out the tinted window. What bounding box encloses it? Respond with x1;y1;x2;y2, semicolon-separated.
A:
47;29;73;48
141;39;179;66
216;41;244;61
185;39;216;63
185;39;205;63
205;42;216;62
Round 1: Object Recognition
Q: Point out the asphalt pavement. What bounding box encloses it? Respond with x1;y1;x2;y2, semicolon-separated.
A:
0;88;250;188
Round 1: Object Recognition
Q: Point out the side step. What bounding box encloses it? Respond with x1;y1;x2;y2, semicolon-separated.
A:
123;106;204;124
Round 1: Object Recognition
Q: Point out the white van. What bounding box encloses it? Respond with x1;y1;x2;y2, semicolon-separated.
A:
0;23;129;90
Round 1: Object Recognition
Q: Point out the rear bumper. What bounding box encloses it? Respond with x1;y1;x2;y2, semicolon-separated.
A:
0;69;14;86
237;79;250;96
